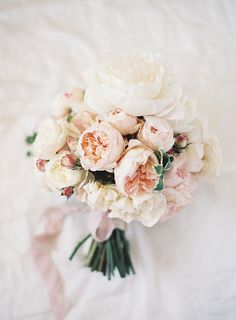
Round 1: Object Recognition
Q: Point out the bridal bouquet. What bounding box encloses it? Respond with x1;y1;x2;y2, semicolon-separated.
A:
27;54;221;280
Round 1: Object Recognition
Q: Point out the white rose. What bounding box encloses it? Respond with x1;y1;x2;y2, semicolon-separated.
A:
50;87;85;118
163;95;197;133
183;116;208;172
33;117;66;160
45;152;88;190
77;182;121;210
84;54;181;116
137;116;174;152
200;134;222;182
185;143;204;172
109;192;166;227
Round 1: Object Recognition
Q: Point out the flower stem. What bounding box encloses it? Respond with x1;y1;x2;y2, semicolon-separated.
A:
69;233;91;260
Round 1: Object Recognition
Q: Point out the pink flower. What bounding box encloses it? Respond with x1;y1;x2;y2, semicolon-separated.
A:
161;187;193;221
77;122;124;171
60;153;77;168
164;152;190;187
137;116;174;152
36;159;48;172
114;140;159;197
99;108;140;135
161;173;197;221
61;187;74;199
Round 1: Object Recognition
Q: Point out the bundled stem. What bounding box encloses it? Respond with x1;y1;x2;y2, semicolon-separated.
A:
69;229;135;280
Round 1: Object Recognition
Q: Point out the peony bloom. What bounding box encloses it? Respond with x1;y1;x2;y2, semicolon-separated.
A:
45;152;89;190
77;122;124;171
164;152;190;187
33;117;66;160
50;87;85;118
84;53;181;116
77;181;121;211
137;115;174;152
200;134;222;182
109;192;166;227
114;140;159;197
163;95;197;133
98;108;140;135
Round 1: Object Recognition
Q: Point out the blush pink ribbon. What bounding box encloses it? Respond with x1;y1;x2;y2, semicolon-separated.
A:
88;210;126;242
31;205;126;320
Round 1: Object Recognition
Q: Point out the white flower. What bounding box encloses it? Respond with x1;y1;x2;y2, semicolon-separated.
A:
163;95;198;133
62;111;96;138
33;117;66;160
84;53;181;116
77;182;121;210
45;152;88;190
137;115;174;152
200;134;222;182
109;192;166;227
185;143;204;172
180;116;221;180
50;87;85;118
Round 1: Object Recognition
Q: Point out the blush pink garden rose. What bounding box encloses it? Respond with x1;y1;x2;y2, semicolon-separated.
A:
114;140;159;197
99;108;140;135
161;187;193;222
77;122;124;171
164;152;190;187
137;116;174;152
162;160;198;221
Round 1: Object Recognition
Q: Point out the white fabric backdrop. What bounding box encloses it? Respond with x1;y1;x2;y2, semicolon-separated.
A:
1;0;236;319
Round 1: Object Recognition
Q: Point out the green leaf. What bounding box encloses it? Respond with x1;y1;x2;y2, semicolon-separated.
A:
26;151;32;157
154;174;164;191
155;164;163;175
163;152;174;171
25;132;37;145
74;158;82;169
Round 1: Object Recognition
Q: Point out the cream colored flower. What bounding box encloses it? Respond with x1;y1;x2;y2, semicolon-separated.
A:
109;192;166;227
63;111;96;138
45;152;88;190
137;116;174;152
99;108;140;135
163;95;198;133
33;117;66;160
114;140;159;197
50;87;85;118
84;54;181;116
77;181;121;211
200;134;222;182
77;122;124;171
